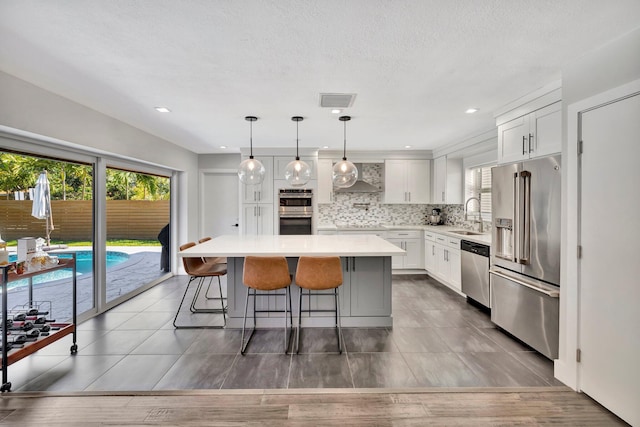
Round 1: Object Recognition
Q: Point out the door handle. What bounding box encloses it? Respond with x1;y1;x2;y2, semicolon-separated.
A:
522;136;526;156
232;223;239;227
520;171;531;264
528;133;534;153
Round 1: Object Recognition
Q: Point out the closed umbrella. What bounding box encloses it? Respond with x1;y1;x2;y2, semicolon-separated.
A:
31;170;54;247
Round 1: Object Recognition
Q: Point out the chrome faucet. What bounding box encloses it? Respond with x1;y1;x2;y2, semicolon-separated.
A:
464;196;484;232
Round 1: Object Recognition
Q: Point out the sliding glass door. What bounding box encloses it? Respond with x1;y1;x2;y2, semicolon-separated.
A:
0;150;95;321
2;137;175;321
104;166;171;305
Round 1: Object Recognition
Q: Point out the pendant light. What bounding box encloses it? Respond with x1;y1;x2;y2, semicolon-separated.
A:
284;116;312;187
332;115;358;188
238;116;266;185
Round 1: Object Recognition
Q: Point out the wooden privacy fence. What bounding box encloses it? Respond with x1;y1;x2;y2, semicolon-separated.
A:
0;200;169;241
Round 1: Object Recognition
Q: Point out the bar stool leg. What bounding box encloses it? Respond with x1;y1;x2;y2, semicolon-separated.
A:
335;288;342;354
296;288;303;354
241;287;255;355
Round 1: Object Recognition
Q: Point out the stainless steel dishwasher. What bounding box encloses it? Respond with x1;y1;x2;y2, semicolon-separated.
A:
461;240;490;308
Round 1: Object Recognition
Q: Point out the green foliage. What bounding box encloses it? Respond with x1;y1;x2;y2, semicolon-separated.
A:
1;152;169;201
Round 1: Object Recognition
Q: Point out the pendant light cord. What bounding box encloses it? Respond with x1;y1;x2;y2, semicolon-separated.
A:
296;120;300;160
343;119;347;161
249;119;254;159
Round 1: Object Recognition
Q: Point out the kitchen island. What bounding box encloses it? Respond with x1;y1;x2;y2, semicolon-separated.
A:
179;235;405;328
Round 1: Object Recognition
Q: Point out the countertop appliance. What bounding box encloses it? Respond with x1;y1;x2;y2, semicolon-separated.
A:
427;208;442;225
278;189;313;235
490;155;561;359
461;240;490;308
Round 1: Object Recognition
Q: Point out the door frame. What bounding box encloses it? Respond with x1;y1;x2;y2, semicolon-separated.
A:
198;168;238;239
560;78;640;390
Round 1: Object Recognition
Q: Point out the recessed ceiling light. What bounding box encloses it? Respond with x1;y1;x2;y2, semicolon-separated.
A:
465;108;479;114
155;107;171;113
405;145;412;149
220;145;227;149
331;109;342;114
322;145;329;149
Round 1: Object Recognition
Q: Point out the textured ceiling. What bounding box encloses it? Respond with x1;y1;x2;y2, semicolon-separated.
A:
1;1;639;154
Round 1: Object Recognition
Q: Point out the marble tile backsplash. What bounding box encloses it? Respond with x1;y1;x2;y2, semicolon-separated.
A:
317;164;491;230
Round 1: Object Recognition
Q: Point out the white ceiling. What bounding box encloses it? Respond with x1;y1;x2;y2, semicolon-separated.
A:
1;1;639;154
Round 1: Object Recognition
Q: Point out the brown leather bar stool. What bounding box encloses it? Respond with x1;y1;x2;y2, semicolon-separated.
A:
173;242;227;329
295;256;343;354
198;237;227;299
241;256;293;355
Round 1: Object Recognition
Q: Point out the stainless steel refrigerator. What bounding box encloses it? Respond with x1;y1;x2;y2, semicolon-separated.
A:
490;155;561;359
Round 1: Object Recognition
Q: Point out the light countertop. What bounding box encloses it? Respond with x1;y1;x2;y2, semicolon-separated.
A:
317;224;491;246
179;234;406;257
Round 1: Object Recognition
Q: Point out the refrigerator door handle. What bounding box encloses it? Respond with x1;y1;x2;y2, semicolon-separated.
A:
513;172;520;264
490;269;559;298
520;171;531;264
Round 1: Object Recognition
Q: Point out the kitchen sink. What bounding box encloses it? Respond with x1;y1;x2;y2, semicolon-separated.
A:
450;230;484;236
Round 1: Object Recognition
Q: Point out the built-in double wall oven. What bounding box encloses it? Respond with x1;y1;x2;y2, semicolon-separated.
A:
278;189;313;235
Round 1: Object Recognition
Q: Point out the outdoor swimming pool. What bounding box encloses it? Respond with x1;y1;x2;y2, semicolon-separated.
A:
6;251;129;289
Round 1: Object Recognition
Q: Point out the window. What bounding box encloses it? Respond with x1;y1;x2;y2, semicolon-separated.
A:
465;165;493;219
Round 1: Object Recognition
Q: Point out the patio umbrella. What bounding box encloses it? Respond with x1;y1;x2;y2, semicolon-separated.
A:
31;170;54;247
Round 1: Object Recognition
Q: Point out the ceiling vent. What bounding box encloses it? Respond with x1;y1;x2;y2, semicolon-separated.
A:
319;93;357;108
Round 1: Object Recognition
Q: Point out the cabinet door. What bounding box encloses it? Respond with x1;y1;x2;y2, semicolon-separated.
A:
435;244;449;281
404;238;423;269
242;204;273;235
387;238;404;269
257;204;274;235
433;156;446;204
350;257;391;316
383;160;407;203
498;116;529;164
406;160;430;203
448;248;462;292
241;156;273;203
242;204;258;235
317;159;334;203
274;156;317;182
531;102;562;158
424;240;436;272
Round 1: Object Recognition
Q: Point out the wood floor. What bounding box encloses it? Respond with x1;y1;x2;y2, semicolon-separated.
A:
0;388;626;426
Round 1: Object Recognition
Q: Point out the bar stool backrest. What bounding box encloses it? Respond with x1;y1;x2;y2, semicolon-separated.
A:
179;242;204;273
243;256;291;291
295;256;343;290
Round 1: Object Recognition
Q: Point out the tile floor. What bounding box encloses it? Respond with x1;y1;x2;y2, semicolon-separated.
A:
6;274;564;392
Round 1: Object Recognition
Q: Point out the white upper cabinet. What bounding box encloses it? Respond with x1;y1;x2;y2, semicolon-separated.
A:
240;156;274;203
432;156;462;204
383;159;430;204
273;156;317;183
497;101;562;164
316;159;333;203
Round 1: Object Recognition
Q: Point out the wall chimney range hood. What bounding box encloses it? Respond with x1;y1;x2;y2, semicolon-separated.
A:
334;164;380;193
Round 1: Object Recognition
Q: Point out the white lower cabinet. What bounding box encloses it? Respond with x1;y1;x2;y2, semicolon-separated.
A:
426;231;461;293
242;204;274;235
387;230;423;269
424;232;437;273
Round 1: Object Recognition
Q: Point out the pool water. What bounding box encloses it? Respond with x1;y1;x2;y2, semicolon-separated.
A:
6;251;129;289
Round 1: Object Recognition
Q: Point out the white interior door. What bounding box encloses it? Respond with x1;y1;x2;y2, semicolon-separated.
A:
200;171;239;238
579;92;640;426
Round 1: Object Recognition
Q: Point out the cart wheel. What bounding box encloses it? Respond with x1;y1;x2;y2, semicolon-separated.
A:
70;344;78;355
1;382;11;392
